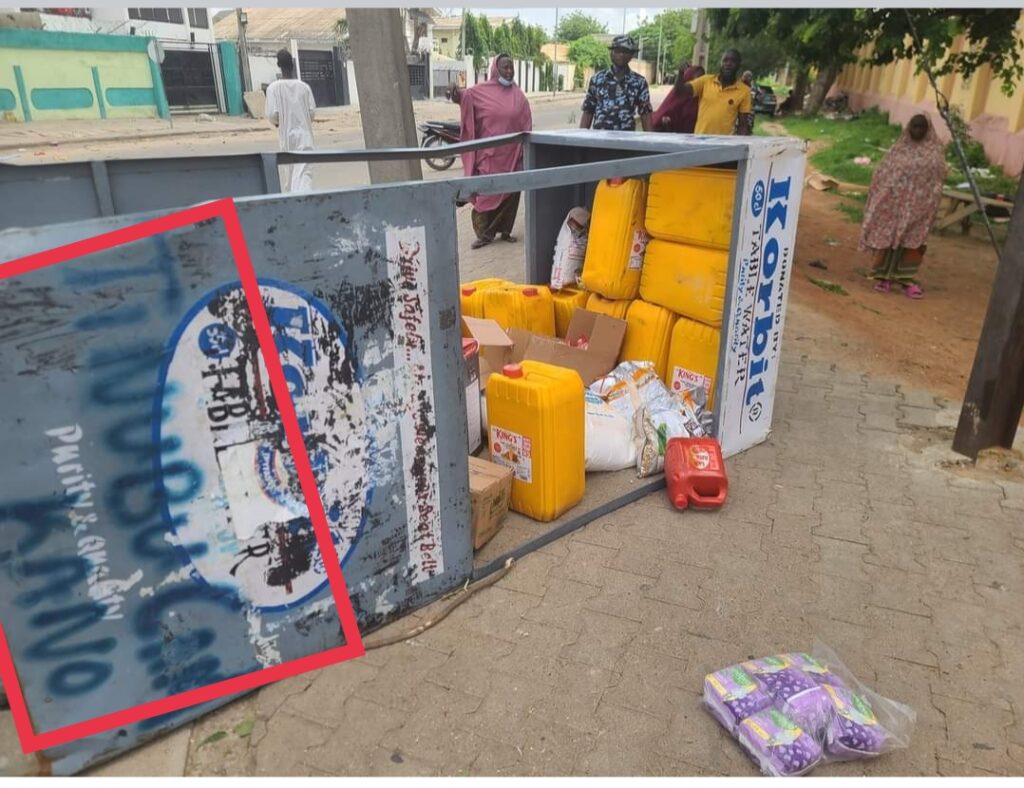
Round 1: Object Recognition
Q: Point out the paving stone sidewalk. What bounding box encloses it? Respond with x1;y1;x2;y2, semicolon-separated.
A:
81;212;1024;777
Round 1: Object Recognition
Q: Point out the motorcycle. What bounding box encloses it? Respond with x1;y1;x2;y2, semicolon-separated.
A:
417;120;460;171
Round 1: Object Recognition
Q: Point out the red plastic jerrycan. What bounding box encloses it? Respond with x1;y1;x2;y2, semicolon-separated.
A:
665;437;728;510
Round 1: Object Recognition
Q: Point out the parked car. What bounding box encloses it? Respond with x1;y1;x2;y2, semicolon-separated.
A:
753;84;778;115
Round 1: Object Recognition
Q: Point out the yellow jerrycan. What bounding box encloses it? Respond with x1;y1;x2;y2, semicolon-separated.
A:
666;316;722;406
645;167;738;249
620;299;678;380
580;177;648;300
486;361;585;522
551;286;590;338
639;239;729;327
460;278;511;319
482;284;556;336
585;293;631;321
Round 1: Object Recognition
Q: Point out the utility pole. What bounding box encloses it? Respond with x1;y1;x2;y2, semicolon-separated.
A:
655;17;663;84
692;8;708;70
552;7;558;96
235;8;252;93
460;7;466;62
622;8;627;34
953;174;1024;459
347;8;422;183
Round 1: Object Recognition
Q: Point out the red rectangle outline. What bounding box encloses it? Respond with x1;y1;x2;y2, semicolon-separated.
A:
0;198;366;754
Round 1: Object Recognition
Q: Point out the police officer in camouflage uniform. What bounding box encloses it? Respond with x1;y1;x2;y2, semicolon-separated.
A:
579;35;653;132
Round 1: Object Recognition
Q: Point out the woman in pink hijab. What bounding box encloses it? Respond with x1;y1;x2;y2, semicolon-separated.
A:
451;54;533;249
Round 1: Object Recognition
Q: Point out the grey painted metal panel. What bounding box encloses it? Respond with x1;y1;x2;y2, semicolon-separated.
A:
0;132;806;773
0;183;471;774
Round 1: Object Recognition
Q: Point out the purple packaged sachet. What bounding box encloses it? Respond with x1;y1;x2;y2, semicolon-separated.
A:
744;658;832;733
783;652;847;688
822;684;889;760
738;707;824;776
703;665;775;734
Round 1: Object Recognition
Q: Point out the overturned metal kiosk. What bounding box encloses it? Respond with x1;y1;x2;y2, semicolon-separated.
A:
0;130;806;774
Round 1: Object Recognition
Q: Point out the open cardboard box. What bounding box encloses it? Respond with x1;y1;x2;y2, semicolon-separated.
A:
462;309;626;386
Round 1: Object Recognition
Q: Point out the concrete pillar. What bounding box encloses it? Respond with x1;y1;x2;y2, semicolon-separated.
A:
347;8;422;183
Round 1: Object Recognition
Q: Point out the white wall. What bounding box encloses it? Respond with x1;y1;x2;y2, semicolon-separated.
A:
88;8;215;44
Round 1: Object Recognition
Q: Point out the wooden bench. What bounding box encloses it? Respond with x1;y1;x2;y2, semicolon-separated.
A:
935;188;1014;235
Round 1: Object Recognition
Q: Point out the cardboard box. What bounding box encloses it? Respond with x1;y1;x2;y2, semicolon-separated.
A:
468;456;512;550
463;338;482;453
462;309;626;386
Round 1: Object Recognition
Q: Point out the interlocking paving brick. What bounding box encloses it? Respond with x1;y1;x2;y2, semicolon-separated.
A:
165;326;1024;777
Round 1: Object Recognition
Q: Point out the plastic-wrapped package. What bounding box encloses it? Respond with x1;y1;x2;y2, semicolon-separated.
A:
738;708;823;776
703;666;775;734
703;643;916;776
584;390;636;472
589;361;707;477
549;207;590;291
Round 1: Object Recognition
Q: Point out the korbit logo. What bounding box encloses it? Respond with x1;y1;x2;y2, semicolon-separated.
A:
746;176;792;419
751;179;766;218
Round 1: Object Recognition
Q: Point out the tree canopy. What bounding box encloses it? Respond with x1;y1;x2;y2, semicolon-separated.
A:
555;11;607;43
629;9;695;80
707;8;1024;112
567;35;611;71
456;12;549;73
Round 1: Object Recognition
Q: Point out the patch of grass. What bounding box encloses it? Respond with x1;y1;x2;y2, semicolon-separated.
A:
779;109;900;187
779;109;1020;196
836;201;865;224
808;277;849;296
198;731;228;749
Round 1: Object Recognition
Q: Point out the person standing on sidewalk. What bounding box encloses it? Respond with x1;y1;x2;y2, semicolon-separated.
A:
265;49;316;193
672;49;752;135
450;54;534;249
579;35;653;132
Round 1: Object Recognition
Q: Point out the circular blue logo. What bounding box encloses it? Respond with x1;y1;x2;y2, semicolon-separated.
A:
751;180;766;218
198;322;237;359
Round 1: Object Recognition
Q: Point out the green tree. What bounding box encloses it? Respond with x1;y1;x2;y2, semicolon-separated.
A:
556;11;607;43
863;9;1024;97
708;9;872;114
706;32;789;84
568;34;611;72
457;12;491;74
630;9;695;82
708;9;1024;114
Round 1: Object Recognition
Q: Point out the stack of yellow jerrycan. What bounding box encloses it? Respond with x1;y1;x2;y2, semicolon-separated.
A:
486;361;585;522
641;167;738;406
482;283;556;336
619;299;677;380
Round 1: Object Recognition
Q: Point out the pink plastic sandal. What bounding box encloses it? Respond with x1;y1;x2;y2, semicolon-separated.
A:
873;280;891;293
904;283;924;299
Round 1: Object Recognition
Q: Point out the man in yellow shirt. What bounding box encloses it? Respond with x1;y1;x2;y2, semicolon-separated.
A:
674;49;753;135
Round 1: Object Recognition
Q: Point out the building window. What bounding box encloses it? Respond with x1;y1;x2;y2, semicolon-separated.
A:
187;8;208;29
127;8;185;24
441;37;448;43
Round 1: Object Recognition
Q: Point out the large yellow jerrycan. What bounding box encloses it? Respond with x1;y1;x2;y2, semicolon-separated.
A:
640;239;729;327
580;176;648;300
620;299;678;380
666;316;722;406
551;286;590;338
585;292;631;321
646;167;738;249
482;284;556;336
460;278;511;319
486;361;585;522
